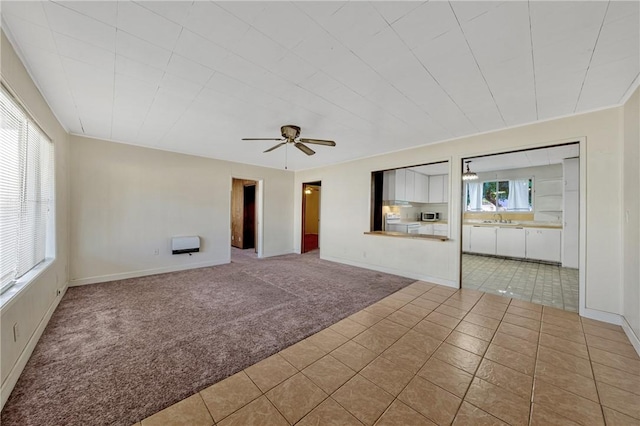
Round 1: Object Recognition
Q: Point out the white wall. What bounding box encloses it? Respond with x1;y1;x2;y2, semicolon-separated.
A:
622;87;640;346
69;135;295;285
0;32;70;407
294;107;624;318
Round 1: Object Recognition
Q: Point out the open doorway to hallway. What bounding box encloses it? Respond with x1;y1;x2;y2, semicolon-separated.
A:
460;143;580;311
231;178;257;254
302;181;321;253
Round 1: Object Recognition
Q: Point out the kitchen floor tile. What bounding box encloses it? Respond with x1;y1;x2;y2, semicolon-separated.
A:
375;400;436;426
395;329;442;355
279;339;326;370
386;310;422;328
331;375;394;426
534;360;599;402
360;356;414;396
452;402;509;426
265;373;327;424
369;318;409;340
302;354;356;394
417;357;473;397
586;334;639;359
445;330;489;356
141;394;213;426
491;331;538;357
532;379;605;425
538;332;589;359
596;381;640;420
413;318;453;341
592;362;640;395
217;395;288;426
380;340;431;374
199;371;261;422
398;375;461;425
582;323;630;343
377;296;408;310
502;313;541;331
589;347;640;376
537;345;593;378
349;310;384;327
306;328;349;353
530;403;581;426
244;354;298;393
330;318;368;339
352;329;397;354
454;321;495;342
297;398;363;426
602;407;640;426
433;343;482;375
398;303;432;319
463;312;500;330
497;321;539;342
410;297;441;311
330;340;377;372
484;344;536;375
475;358;533;399
363;303;396;318
464;377;530;426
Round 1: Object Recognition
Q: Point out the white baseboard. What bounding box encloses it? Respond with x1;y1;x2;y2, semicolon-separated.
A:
69;259;229;286
621;316;640;357
321;255;458;288
1;284;67;409
580;307;623;325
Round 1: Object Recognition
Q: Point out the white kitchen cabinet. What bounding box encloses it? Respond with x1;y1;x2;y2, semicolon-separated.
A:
405;170;415;202
462;225;471;251
414;173;429;203
496;227;526;258
526;228;561;262
419;224;434;235
433;223;448;237
470;226;497;255
428;174;449;203
383;169;406;201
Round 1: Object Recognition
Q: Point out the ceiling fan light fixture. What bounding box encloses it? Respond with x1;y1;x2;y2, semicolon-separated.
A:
462;160;478;181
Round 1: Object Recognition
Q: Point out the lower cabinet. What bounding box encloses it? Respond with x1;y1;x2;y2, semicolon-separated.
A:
433;224;448;237
525;228;561;262
419;224;434;235
465;225;561;263
469;226;497;255
496;227;526;258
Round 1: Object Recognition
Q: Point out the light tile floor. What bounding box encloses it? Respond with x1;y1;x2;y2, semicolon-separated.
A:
462;254;579;312
135;281;639;426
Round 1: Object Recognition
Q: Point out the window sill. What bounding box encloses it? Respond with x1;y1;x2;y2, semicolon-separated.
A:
0;258;56;311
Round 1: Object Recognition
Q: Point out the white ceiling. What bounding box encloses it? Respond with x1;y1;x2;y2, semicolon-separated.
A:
465;143;580;173
2;1;638;171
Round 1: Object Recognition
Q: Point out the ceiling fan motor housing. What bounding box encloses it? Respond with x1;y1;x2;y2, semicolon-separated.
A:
281;125;301;140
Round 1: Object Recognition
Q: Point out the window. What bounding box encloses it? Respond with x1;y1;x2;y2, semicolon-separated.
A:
466;179;532;212
0;85;54;294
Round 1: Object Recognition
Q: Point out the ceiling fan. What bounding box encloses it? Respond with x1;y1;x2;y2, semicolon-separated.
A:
242;125;336;156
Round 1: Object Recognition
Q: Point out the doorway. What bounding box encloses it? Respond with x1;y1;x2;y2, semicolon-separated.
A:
231;178;257;252
302;181;321;253
459;143;581;312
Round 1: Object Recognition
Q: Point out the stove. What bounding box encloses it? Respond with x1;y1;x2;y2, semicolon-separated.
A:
385;213;420;234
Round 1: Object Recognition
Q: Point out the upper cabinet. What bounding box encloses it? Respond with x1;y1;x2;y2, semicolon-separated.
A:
428;174;448;203
383;170;447;203
383;169;406;201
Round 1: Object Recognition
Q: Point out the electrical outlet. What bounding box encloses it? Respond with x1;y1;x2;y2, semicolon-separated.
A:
13;323;19;342
154;248;159;255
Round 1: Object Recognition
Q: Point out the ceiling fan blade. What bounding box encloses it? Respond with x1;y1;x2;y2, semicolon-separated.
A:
294;142;315;156
298;138;336;146
264;142;287;153
242;138;284;141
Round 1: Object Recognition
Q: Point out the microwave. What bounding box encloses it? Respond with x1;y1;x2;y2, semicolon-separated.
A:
421;212;440;221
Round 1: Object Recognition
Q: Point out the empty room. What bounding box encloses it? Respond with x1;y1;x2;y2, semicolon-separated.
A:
1;1;639;425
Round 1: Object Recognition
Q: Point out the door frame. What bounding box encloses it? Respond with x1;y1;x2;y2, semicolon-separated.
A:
301;181;322;253
229;177;263;258
458;138;586;317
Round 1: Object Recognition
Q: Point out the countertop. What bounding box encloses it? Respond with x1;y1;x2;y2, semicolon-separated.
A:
365;231;449;241
464;221;562;229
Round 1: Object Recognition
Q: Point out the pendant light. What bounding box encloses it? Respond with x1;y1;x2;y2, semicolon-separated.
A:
462;160;478;181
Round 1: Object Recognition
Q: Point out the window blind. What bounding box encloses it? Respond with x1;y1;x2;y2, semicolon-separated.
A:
0;86;54;293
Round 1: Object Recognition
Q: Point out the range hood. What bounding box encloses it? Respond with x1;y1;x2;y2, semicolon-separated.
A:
383;200;413;207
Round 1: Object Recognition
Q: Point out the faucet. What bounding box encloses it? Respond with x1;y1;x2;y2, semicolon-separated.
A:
493;213;503;223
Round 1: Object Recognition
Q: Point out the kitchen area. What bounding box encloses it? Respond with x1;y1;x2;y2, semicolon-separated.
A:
380;161;450;239
461;144;580;311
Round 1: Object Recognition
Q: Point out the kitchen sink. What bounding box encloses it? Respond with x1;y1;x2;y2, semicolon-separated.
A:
480;220;520;226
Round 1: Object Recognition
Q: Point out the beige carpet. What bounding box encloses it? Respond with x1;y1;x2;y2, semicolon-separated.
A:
1;251;413;425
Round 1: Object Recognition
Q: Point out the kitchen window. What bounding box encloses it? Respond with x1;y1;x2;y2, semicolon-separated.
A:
0;85;55;295
466;179;532;212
